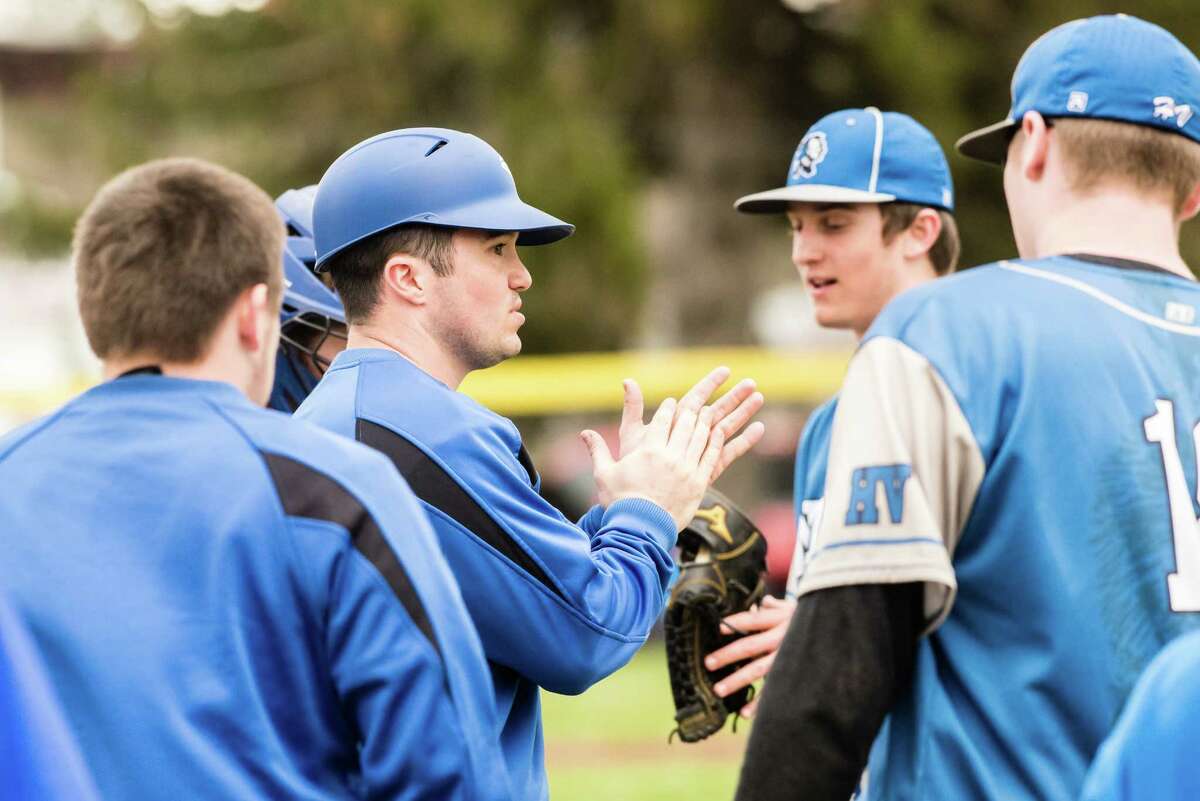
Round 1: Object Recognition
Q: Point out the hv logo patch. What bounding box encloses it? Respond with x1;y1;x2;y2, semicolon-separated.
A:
845;464;912;526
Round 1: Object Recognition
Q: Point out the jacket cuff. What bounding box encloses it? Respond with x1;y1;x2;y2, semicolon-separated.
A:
603;498;677;546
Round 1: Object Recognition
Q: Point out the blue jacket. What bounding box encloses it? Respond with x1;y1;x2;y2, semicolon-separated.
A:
297;348;678;800
0;596;101;801
0;374;510;801
1080;629;1200;801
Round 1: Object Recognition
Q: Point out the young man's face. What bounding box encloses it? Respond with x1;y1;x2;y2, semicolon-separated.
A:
787;202;909;337
427;228;531;372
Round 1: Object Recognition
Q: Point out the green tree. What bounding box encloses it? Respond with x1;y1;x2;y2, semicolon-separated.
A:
6;0;1199;345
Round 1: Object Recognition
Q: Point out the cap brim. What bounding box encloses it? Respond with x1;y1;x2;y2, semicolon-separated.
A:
734;184;896;214
955;119;1016;165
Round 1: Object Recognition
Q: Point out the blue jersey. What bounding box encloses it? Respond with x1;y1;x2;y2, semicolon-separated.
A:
786;397;838;599
0;596;100;801
0;374;510;801
1080;628;1200;801
297;348;678;801
796;255;1200;800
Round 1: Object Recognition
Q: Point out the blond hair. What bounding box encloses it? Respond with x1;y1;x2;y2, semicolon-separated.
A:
1054;118;1200;213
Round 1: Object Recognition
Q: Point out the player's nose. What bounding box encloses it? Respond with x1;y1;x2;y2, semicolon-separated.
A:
511;257;532;292
791;230;821;271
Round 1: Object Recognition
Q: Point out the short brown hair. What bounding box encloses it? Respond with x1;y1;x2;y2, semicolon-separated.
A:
73;157;284;362
324;224;455;324
1054;118;1200;214
880;202;961;275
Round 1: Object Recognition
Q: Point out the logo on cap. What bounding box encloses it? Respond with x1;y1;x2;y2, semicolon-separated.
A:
1153;96;1193;127
1067;91;1089;113
789;131;829;180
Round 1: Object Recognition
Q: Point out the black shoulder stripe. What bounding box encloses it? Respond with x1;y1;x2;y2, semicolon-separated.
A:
262;451;441;658
355;418;565;600
516;445;538;488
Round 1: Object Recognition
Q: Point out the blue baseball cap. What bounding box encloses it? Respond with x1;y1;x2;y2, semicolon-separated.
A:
735;107;954;214
958;15;1200;164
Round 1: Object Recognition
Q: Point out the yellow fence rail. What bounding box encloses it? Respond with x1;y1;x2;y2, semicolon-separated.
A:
458;346;852;416
0;346;853;422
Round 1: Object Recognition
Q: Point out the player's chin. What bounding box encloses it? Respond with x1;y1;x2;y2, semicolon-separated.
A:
812;303;850;330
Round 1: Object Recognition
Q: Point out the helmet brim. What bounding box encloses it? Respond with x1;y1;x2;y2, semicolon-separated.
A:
435;194;575;246
281;242;346;325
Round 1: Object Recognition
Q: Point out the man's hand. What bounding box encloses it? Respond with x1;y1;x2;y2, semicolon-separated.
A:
617;367;765;481
581;393;720;530
579;367;763;530
705;595;796;718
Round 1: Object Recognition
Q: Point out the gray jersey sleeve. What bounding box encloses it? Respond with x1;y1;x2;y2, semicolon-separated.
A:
796;337;985;632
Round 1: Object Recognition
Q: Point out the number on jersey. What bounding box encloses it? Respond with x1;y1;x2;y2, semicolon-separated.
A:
1144;399;1200;612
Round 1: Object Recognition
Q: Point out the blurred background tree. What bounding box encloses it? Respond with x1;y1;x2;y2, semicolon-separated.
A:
3;0;1199;354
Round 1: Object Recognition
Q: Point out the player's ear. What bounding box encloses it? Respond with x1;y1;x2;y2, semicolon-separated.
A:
381;251;430;307
234;283;273;354
901;208;943;261
1017;110;1051;182
1178;182;1200;223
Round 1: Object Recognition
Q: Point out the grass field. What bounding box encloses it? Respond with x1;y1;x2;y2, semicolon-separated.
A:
542;642;750;801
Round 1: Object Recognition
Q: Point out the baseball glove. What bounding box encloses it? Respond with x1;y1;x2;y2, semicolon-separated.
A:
665;488;768;743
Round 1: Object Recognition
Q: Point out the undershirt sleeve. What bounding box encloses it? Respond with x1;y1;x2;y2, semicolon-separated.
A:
734;582;924;801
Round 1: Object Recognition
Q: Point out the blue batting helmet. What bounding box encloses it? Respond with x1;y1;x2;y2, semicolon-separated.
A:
276;184;316;239
268;186;348;414
312;127;574;271
277;186;345;327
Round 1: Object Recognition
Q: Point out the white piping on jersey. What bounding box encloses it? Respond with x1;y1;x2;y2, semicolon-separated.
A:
866;106;884;193
998;260;1200;337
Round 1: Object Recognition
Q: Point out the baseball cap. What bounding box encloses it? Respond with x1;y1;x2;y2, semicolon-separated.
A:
957;14;1200;164
735;107;954;214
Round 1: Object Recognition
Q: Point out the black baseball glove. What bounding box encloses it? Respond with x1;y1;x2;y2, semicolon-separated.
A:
665;488;768;742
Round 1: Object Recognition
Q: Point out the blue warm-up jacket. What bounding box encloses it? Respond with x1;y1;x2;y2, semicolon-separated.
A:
297;348;679;801
0;596;100;801
0;374;511;801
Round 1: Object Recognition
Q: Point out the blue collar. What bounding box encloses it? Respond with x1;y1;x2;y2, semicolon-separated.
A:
89;372;255;408
329;347;453;391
